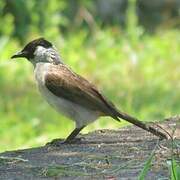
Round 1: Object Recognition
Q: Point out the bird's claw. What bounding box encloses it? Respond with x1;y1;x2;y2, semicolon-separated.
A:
46;137;84;147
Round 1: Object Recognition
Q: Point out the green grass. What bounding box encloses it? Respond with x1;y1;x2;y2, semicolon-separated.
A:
138;140;159;180
0;28;179;152
170;158;180;180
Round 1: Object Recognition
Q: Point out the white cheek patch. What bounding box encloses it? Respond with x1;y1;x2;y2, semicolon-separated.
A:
34;46;47;62
34;46;54;63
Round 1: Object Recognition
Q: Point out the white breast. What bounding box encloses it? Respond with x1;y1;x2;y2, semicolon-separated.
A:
34;63;99;128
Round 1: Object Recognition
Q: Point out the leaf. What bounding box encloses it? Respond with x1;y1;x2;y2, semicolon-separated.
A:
138;149;156;180
171;158;180;180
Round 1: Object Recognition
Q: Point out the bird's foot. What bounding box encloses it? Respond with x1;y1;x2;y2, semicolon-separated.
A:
46;137;84;147
65;137;84;144
46;138;64;146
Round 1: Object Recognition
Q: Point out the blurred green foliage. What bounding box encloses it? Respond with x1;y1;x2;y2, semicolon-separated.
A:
0;1;179;152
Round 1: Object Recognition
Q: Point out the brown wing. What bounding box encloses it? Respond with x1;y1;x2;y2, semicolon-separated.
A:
45;64;119;119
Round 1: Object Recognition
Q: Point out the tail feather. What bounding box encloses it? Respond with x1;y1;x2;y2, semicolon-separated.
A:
93;87;167;139
116;111;167;139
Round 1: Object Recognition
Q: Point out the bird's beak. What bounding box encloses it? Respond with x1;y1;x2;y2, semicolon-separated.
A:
11;51;27;59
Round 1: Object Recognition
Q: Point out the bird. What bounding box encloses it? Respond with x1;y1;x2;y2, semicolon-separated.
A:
11;37;167;145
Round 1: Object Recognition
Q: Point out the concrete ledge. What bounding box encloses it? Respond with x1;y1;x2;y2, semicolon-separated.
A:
0;116;179;179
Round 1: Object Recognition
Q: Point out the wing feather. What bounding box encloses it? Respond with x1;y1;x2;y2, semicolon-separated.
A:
45;64;119;118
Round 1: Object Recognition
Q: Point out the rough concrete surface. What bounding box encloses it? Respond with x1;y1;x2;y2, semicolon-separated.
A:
0;116;179;180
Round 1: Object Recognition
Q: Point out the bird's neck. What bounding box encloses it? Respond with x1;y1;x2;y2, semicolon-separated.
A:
33;46;64;66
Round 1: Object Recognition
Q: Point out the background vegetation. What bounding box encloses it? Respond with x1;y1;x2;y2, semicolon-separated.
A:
0;0;179;152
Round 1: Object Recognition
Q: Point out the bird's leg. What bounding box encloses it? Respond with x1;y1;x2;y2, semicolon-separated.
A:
64;126;85;143
47;126;85;146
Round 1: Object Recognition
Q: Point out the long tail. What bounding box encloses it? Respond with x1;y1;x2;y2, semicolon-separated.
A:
93;88;167;139
116;111;168;139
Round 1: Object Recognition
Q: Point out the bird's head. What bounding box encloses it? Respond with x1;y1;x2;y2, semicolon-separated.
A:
11;38;62;65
